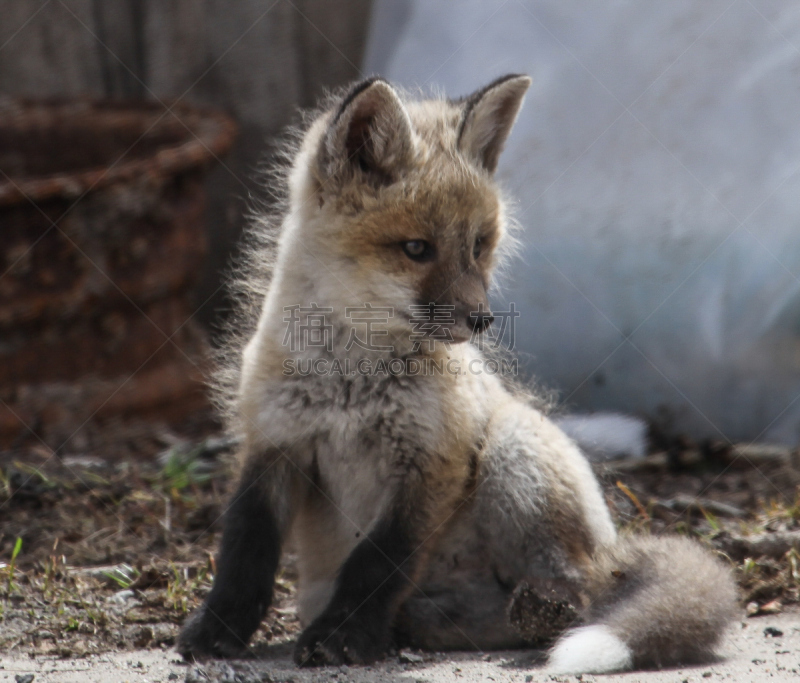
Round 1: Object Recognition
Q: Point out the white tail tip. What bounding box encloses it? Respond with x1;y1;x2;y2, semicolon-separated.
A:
548;625;633;674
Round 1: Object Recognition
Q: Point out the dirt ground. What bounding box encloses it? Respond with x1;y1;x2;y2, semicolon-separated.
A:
1;610;800;682
2;415;800;681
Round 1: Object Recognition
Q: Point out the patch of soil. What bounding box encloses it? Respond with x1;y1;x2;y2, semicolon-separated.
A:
600;440;800;609
0;412;301;657
1;422;799;660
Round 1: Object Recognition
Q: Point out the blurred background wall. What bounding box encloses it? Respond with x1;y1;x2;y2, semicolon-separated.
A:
365;0;800;446
0;0;372;323
6;0;800;448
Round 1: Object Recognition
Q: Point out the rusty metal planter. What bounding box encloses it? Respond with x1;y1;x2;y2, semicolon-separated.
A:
0;99;236;451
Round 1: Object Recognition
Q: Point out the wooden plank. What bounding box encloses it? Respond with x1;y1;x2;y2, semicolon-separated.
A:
0;0;372;324
0;0;104;96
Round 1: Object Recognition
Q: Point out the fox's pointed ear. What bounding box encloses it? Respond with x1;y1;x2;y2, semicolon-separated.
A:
319;78;415;185
458;74;531;174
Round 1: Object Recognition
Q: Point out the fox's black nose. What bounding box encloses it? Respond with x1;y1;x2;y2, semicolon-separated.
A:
468;310;494;333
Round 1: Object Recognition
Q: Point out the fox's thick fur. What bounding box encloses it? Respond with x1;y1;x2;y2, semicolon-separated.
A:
178;75;738;674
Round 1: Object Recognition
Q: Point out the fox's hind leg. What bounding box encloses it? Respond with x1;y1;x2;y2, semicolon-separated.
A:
397;555;583;651
178;452;296;659
397;409;615;650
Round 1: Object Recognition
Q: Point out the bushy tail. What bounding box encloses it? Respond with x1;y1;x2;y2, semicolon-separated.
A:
548;535;738;674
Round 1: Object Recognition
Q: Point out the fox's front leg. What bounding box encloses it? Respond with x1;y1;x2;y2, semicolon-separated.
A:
178;454;293;659
293;466;467;667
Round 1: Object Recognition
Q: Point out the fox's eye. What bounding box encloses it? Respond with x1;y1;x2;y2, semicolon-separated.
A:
403;240;434;262
473;237;484;260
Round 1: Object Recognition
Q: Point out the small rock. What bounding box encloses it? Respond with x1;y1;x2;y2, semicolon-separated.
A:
764;626;784;637
399;650;423;664
215;663;237;683
168;675;179;681
760;599;782;614
62;455;107;469
185;667;209;683
15;675;34;683
703;672;712;678
525;676;533;683
107;589;136;605
745;601;760;617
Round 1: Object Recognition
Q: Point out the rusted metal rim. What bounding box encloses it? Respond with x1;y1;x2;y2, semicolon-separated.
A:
0;98;237;207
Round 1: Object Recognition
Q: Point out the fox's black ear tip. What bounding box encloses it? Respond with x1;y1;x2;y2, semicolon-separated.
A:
455;74;532;106
349;76;391;95
333;77;396;124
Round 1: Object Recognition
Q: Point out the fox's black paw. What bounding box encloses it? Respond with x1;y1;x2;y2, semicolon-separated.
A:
293;613;388;666
177;605;250;661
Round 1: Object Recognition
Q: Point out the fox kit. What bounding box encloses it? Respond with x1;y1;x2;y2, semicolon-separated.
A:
178;75;737;674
